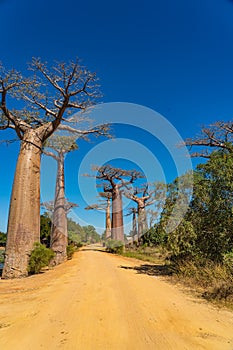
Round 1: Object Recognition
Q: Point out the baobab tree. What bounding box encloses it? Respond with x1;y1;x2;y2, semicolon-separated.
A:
44;126;109;264
126;207;138;242
41;199;78;248
93;165;143;242
41;199;78;218
85;192;112;240
0;58;100;278
124;185;155;240
43;135;78;264
185;121;233;157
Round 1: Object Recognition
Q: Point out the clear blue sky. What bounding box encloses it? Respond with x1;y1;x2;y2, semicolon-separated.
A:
1;0;233;233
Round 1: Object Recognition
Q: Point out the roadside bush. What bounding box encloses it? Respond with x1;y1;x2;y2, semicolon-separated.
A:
223;250;233;271
28;242;55;274
141;226;168;247
67;244;76;260
171;257;233;303
105;240;124;254
0;250;5;264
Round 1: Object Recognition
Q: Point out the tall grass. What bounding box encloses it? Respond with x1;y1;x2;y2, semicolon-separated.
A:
171;259;233;305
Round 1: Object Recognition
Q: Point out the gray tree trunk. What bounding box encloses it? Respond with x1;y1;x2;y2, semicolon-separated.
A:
2;130;42;278
50;153;68;265
132;210;138;242
138;207;148;239
105;198;111;240
111;186;124;242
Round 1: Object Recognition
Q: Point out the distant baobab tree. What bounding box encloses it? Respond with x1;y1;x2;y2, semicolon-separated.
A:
90;165;143;242
126;207;138;242
85;192;112;240
124;185;155;240
43;135;78;265
43;124;109;265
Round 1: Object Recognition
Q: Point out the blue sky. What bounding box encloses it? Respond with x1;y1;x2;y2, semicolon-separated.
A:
1;0;233;233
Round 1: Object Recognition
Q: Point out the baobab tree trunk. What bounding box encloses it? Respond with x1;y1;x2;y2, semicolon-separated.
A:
50;153;68;265
111;187;124;242
132;210;138;242
2;130;42;279
106;198;111;240
138;207;148;240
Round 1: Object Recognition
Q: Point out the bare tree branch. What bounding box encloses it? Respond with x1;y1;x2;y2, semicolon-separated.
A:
185;121;233;157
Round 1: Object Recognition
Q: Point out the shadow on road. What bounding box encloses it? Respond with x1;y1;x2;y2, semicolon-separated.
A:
119;263;172;277
80;245;107;253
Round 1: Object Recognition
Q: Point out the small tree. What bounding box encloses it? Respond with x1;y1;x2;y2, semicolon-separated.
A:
82;225;100;243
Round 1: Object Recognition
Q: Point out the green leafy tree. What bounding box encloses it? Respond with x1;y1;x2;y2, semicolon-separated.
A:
40;214;52;247
82;225;100;243
188;150;233;262
67;218;86;243
0;232;7;247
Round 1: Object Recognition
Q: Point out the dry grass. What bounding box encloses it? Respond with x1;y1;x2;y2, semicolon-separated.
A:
170;259;233;308
123;246;168;264
122;246;233;309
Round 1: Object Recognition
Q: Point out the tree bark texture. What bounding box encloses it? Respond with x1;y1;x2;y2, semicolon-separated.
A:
50;153;68;265
2;130;42;278
111;186;124;242
132;210;138;242
138;206;148;239
105;198;111;240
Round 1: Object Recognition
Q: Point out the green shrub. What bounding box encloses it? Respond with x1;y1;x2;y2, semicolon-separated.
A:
0;250;5;264
223;250;233;271
28;242;55;274
67;244;76;260
105;240;124;254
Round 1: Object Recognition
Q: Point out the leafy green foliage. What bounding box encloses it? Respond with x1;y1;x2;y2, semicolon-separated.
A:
28;243;55;274
82;225;100;243
223;250;233;271
67;218;86;243
105;239;124;254
188;150;233;262
66;244;76;260
0;232;7;247
0;250;5;264
40;214;51;247
167;220;197;260
141;226;168;246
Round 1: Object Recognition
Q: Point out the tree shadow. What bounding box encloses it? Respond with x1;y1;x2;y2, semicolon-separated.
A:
119;263;172;277
81;247;107;253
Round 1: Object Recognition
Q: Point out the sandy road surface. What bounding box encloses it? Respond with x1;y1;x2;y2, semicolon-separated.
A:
0;245;233;350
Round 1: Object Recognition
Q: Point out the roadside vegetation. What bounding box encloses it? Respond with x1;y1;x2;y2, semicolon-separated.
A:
0;215;101;276
104;144;233;308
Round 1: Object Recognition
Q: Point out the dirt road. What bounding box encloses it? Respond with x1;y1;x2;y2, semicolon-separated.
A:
0;245;233;349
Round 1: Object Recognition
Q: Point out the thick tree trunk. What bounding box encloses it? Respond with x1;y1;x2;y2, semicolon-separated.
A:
105;198;111;240
50;153;68;265
138;207;148;239
2;131;42;279
132;210;138;242
111;187;124;242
